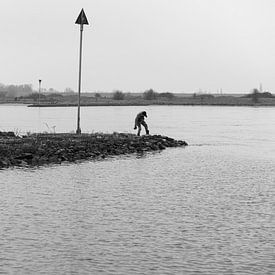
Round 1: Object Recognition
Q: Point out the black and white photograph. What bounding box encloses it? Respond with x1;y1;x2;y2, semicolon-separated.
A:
0;0;274;274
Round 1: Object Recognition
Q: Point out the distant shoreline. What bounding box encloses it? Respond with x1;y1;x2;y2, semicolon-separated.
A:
1;90;275;107
2;96;275;107
27;102;275;107
1;102;275;107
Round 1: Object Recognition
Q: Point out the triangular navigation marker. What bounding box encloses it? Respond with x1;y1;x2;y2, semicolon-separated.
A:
75;8;89;25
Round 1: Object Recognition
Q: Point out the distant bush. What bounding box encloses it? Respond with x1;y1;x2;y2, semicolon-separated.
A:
0;92;7;98
194;94;214;99
112;90;125;100
143;89;158;100
243;89;274;103
158;92;175;100
25;93;47;101
244;90;274;99
260;92;274;98
251;89;260;103
94;93;102;102
46;93;63;98
1;84;33;98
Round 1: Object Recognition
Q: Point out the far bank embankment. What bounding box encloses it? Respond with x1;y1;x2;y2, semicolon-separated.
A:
27;96;275;107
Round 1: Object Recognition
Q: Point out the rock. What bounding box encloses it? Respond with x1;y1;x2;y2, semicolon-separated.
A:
0;132;187;168
38;157;49;165
18;160;28;166
49;156;59;163
15;153;33;160
158;143;166;150
151;144;159;151
0;160;8;168
56;149;65;155
178;140;188;146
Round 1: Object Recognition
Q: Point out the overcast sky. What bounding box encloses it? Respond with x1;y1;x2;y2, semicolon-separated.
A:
1;0;275;93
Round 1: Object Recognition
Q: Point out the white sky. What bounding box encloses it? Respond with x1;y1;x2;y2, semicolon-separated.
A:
1;0;275;93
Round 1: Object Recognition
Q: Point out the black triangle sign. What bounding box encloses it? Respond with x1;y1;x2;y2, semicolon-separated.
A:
75;9;89;25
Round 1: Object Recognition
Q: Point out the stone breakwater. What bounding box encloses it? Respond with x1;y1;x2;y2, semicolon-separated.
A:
0;132;187;168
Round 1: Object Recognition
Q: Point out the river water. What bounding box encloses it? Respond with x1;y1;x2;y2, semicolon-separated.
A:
0;105;274;274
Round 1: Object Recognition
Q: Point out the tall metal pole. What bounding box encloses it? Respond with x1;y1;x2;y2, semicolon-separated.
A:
76;24;83;134
75;8;89;134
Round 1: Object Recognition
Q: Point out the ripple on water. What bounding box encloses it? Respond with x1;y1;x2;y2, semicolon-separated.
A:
0;146;275;274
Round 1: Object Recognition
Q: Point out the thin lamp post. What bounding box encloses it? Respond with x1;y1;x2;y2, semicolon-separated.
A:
75;9;89;134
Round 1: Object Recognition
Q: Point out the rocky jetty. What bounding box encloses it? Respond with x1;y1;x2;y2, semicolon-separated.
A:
0;131;187;168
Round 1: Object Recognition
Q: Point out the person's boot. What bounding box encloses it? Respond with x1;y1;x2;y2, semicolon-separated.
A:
146;129;149;135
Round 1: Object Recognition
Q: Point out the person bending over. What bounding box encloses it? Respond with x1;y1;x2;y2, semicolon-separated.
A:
134;111;149;136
